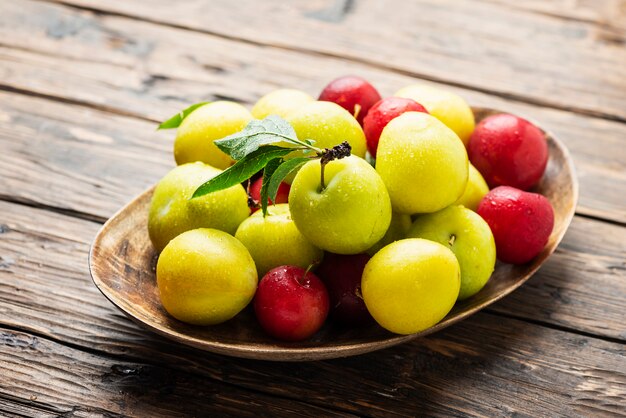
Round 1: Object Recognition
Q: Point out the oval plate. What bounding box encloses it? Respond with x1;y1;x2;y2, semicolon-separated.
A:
89;107;578;361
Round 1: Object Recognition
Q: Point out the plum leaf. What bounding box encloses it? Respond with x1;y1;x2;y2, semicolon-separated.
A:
192;146;293;199
260;158;282;217
215;115;307;160
268;157;309;203
157;102;209;130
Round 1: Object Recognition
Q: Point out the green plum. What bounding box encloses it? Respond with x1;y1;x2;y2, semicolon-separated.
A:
148;162;250;252
157;228;257;325
408;205;495;300
376;112;468;214
362;238;460;334
289;155;391;254
367;212;412;256
235;204;323;276
287;101;367;158
251;89;313;119
174;101;252;169
394;84;475;147
454;163;490;211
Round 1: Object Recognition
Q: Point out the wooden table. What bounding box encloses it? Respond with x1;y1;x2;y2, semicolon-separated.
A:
1;1;625;416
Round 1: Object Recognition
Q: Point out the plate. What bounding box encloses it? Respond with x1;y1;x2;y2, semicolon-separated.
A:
89;107;578;361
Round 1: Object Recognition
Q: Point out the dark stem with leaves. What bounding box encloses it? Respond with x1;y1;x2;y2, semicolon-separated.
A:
160;111;354;217
318;141;352;190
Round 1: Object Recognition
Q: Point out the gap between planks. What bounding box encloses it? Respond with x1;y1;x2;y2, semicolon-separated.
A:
574;212;626;229
0;84;158;124
477;0;626;32
481;310;626;346
0;193;108;224
39;0;626;125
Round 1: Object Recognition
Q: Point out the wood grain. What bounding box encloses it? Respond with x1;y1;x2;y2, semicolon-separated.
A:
0;0;623;414
0;327;349;417
45;0;626;121
1;0;625;224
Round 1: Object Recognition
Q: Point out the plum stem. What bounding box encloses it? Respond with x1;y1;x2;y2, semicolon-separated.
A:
353;104;362;121
448;234;456;246
245;179;260;210
318;141;352;191
304;263;315;276
320;160;327;191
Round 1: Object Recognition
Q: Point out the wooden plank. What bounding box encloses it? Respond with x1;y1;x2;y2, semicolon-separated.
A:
0;2;625;222
0;202;625;415
44;0;626;121
0;328;350;417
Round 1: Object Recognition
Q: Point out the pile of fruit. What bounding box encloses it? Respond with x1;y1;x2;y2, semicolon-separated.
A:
149;76;555;341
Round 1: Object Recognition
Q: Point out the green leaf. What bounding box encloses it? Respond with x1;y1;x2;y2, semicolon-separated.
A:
260;158;282;217
157;102;209;130
214;115;301;160
268;157;309;203
192;146;293;199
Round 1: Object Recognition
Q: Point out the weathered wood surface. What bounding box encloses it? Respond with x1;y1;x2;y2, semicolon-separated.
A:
1;203;625;416
1;0;626;415
1;0;625;223
0;327;349;417
47;0;626;121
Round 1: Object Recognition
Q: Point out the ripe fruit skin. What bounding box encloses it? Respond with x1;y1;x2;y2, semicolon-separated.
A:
289;155;392;254
148;162;250;252
376;112;468;214
454;164;490;211
249;176;290;213
174;101;252;169
363;97;429;157
318;75;382;125
408;205;496;300
316;253;373;325
366;212;412;256
157;228;257;325
394;84;475;146
468;114;548;190
477;186;554;264
362;239;460;335
251;89;313;119
287;101;367;158
254;266;330;341
235;204;323;277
